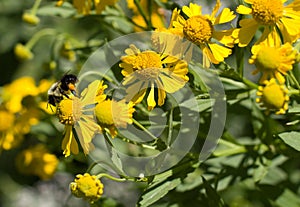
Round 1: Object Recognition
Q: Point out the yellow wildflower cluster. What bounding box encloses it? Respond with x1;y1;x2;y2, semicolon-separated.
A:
56;0;119;15
15;144;59;180
0;77;54;152
233;0;300;114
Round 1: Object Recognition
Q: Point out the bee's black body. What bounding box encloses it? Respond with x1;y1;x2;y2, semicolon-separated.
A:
47;74;78;107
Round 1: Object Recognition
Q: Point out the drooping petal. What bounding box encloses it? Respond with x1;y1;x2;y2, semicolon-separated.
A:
235;18;259;47
236;5;252;15
147;83;156;110
208;43;232;63
62;125;79;157
211;0;221;20
214;8;236;25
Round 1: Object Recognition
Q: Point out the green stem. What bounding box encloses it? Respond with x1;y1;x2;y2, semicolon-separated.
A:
97;173;127;182
132;118;157;140
134;0;151;30
289;89;300;95
86;162;98;173
31;0;42;14
26;28;57;49
242;77;258;89
117;133;157;150
288;71;300;89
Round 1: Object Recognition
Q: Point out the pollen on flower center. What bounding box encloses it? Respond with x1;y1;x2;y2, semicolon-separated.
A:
183;15;213;45
251;0;283;25
56;98;82;125
135;67;160;80
255;46;280;71
132;52;162;70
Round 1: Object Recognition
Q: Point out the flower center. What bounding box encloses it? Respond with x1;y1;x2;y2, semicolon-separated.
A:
0;111;15;131
132;51;162;69
251;0;283;25
135;67;160;80
183;15;213;45
262;82;285;109
56;98;82;125
256;46;280;71
95;100;114;126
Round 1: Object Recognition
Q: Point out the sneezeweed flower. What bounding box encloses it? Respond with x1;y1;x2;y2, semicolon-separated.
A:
14;43;34;61
56;80;102;157
256;78;289;114
171;1;236;67
2;76;40;113
95;99;135;138
127;0;166;31
70;173;104;204
15;144;59;180
234;0;300;47
119;44;189;110
0;109;21;151
249;42;297;84
56;0;119;15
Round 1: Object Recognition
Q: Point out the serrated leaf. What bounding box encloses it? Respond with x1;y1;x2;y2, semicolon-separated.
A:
278;131;300;151
138;178;181;207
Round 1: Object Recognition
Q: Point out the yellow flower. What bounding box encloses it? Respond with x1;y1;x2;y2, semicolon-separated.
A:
171;1;236;67
0;107;40;152
15;144;59;180
72;0;92;15
256;78;289;114
2;76;40;113
119;44;189;110
249;42;297;84
127;0;166;31
70;173;104;204
14;43;34;61
95;99;135;138
56;80;103;157
94;0;119;14
234;0;300;46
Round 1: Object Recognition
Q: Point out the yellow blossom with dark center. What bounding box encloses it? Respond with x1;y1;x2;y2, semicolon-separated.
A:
249;42;296;84
55;80;104;156
256;78;289;114
70;173;104;204
15;144;59;180
120;44;189;110
171;1;236;67
234;0;300;46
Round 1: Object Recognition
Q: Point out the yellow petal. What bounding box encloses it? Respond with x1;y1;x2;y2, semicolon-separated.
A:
236;18;259;47
211;0;221;19
62;125;79;157
280;16;300;36
80;80;100;106
147;83;156;110
182;3;202;18
213;29;235;47
208;43;232;63
236;5;252;15
214;8;236;25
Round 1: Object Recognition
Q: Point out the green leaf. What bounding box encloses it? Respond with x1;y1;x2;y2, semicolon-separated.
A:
138;178;181;207
202;177;227;207
278;131;300;151
37;3;76;18
275;189;300;207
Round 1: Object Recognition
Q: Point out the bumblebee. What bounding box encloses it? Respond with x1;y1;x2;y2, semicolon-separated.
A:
47;74;78;107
